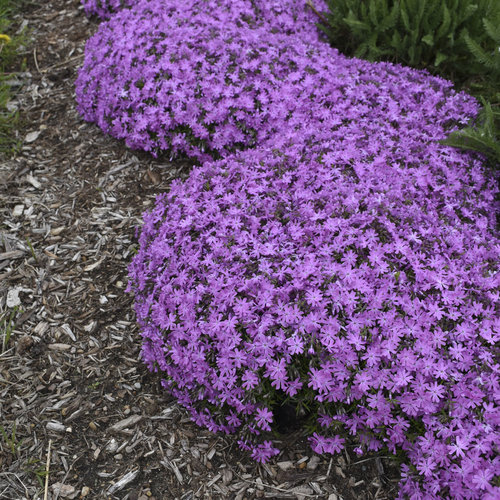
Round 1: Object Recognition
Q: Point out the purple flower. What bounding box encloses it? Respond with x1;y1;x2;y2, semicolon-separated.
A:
254;407;273;431
250;441;280;463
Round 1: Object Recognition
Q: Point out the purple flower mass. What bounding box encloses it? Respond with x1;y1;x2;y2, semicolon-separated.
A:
78;0;500;498
76;0;331;160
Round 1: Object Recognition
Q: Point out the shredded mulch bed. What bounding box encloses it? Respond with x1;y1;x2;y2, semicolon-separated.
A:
0;1;400;498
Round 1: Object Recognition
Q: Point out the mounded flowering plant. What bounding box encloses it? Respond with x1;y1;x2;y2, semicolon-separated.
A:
128;139;499;499
76;0;477;164
75;0;334;160
78;0;500;497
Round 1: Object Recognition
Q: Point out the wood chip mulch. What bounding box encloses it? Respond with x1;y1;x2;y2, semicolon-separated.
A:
0;1;400;499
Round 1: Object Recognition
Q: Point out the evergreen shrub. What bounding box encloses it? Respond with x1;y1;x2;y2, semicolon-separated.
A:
316;0;500;83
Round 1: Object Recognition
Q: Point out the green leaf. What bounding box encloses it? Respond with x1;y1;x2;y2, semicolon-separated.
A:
483;17;500;42
434;51;448;67
400;7;410;31
421;34;434;46
436;3;451;40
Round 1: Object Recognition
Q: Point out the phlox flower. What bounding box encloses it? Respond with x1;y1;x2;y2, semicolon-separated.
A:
250;441;280;463
254;407;273;431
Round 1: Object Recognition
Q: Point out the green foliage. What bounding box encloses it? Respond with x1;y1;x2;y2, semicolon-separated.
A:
0;0;29;156
440;98;500;170
441;10;500;171
0;422;21;457
0;75;20;154
463;17;500;77
0;304;21;352
316;0;500;83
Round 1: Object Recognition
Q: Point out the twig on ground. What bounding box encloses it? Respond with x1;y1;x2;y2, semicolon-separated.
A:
40;54;84;73
33;47;41;73
43;439;52;500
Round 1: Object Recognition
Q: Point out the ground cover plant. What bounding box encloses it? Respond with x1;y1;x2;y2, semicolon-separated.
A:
80;0;135;19
81;0;326;35
128;145;499;500
78;0;500;498
75;0;329;160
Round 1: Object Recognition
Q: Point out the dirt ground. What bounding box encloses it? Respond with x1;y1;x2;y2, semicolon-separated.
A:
0;1;400;498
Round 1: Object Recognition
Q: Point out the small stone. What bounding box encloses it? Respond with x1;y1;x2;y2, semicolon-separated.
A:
307;455;321;471
25;130;40;143
81;486;90;497
328;494;338;500
277;461;294;471
51;482;76;498
12;205;24;217
6;287;22;308
105;438;118;453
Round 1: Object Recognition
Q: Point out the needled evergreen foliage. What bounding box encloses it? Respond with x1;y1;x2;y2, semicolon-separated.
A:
441;15;500;170
316;0;500;83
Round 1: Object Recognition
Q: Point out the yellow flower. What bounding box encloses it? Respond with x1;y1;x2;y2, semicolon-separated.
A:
0;34;11;44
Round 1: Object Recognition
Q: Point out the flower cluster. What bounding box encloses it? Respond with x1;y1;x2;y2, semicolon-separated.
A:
78;0;500;498
81;0;325;36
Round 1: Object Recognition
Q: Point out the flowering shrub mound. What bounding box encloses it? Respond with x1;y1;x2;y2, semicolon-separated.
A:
76;0;339;160
129;141;499;498
79;0;500;497
76;0;475;162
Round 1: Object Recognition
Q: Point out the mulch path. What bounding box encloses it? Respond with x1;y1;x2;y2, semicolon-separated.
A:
0;1;400;498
